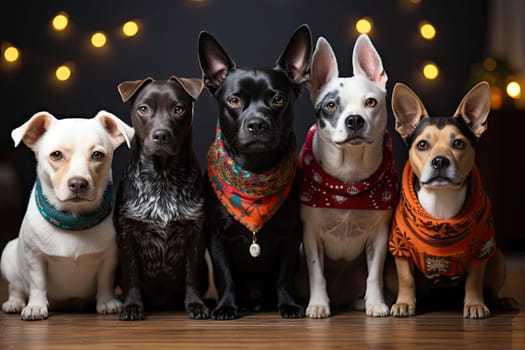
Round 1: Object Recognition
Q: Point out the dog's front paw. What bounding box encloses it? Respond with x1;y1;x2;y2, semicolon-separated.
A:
390;303;416;317
464;304;490;319
306;304;330;319
366;302;390;317
279;303;305;319
119;304;145;321
2;297;26;313
187;302;210;320
21;305;48;321
212;304;238;320
97;299;123;315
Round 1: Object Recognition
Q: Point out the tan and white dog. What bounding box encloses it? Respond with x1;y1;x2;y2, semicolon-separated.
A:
1;111;133;320
298;35;398;318
389;82;519;318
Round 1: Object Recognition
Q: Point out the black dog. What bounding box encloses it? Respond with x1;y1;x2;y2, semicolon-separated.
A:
198;25;312;319
114;76;209;320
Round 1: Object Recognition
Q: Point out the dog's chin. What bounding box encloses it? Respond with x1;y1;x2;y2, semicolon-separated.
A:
238;141;275;154
55;195;101;214
333;136;373;147
143;145;178;158
420;177;464;189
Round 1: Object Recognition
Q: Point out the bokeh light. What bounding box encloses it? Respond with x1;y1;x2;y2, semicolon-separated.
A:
506;81;521;99
91;32;107;48
52;13;69;31
122;21;139;37
3;46;20;63
56;65;72;81
419;22;436;40
423;63;439;80
490;86;503;110
356;18;373;34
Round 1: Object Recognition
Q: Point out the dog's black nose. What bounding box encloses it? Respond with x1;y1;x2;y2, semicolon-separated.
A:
431;156;450;170
246;118;269;135
152;129;170;145
345;115;365;131
68;178;88;194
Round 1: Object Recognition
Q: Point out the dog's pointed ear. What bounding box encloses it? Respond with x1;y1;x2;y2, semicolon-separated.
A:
453;81;490;138
11;111;56;150
169;76;204;101
352;34;387;89
198;31;236;93
391;83;429;140
310;37;339;103
275;24;312;85
95;110;135;149
117;78;154;103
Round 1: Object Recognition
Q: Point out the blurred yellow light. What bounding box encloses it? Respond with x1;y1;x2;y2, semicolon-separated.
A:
356;18;373;34
4;46;19;62
122;21;139;37
423;63;439;80
506;81;521;99
91;32;107;48
483;57;497;72
490;86;502;110
52;13;68;31
56;65;71;81
420;22;436;40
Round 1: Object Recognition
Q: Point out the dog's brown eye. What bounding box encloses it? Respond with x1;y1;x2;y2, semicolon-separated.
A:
137;105;150;116
365;98;377;107
91;151;105;161
272;95;286;105
416;140;429;151
227;96;241;108
453;139;465;150
50;151;63;161
325;101;337;111
174;105;185;115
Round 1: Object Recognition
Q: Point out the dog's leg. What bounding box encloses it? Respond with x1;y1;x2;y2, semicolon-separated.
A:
210;234;238;320
184;224;210;320
1;239;27;313
390;257;416;317
20;254;49;321
464;261;490;319
483;250;519;312
95;242;123;315
276;228;305;319
304;224;330;318
364;228;389;317
118;230;145;321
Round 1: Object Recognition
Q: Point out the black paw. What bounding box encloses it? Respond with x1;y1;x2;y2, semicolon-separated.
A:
119;304;145;321
187;302;210;320
212;304;239;320
279;303;305;319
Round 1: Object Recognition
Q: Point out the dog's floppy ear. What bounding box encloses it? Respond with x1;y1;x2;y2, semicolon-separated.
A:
169;76;204;101
352;34;387;89
275;24;312;85
95;110;135;149
198;31;236;93
391;83;429;140
117;78;154;103
11;111;56;150
309;37;339;103
453;81;490;138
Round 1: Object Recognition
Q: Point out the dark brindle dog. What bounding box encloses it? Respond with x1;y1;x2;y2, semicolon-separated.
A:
198;25;312;319
114;76;209;320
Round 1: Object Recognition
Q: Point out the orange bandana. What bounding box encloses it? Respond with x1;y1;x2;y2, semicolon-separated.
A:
207;125;296;234
389;162;496;278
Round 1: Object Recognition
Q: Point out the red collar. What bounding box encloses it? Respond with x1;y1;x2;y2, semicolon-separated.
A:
298;124;399;210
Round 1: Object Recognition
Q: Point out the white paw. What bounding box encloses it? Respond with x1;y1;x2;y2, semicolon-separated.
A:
366;302;390;317
97;299;123;314
306;304;331;319
2;297;26;313
21;304;48;321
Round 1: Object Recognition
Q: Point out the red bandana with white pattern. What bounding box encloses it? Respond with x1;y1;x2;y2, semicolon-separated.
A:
298;124;399;210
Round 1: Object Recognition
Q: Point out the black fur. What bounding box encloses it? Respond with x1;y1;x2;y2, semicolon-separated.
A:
198;25;312;319
114;78;209;320
405;116;478;148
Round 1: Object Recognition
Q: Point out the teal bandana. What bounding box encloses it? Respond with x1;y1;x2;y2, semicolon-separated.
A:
34;178;113;231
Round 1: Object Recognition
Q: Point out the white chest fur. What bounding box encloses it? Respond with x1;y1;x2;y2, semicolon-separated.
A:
417;186;467;220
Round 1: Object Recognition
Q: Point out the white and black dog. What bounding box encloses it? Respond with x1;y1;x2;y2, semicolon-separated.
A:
298;34;398;318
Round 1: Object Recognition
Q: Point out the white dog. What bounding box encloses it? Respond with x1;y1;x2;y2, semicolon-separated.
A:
1;111;133;320
298;35;398;318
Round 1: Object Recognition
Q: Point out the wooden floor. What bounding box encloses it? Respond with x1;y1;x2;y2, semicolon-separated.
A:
1;255;524;349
